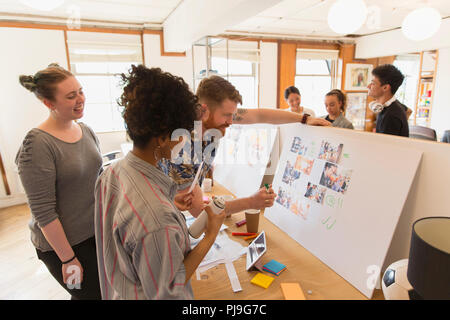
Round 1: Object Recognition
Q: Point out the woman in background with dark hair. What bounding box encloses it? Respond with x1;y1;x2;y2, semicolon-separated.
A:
322;89;354;129
95;65;226;300
16;64;102;299
284;86;316;117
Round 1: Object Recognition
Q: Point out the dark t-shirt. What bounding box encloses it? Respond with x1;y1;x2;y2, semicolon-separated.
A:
376;100;409;137
325;115;334;123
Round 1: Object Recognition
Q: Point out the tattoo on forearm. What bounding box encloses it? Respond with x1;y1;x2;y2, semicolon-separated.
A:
233;108;248;122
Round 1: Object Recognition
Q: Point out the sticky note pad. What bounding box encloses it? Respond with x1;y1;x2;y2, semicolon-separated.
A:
280;283;306;300
263;259;286;276
250;272;275;289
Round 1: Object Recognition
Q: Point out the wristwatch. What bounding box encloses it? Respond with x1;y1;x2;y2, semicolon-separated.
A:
300;113;310;124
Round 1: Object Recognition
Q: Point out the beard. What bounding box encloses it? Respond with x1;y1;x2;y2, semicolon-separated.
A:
203;115;229;137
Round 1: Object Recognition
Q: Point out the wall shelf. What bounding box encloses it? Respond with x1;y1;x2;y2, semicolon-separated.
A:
413;50;439;127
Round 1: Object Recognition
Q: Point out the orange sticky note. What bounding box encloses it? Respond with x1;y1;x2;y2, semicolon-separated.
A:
280;283;306;300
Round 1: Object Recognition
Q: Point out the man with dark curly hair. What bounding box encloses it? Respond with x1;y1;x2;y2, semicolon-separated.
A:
158;75;331;217
94;65;226;299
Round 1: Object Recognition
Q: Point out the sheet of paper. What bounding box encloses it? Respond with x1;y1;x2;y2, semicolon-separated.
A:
187;161;204;193
225;260;242;293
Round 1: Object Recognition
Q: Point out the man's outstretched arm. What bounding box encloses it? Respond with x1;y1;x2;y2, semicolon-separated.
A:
233;108;330;126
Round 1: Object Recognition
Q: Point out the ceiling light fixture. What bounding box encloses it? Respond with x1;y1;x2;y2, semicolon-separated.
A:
20;0;65;12
401;7;441;41
327;0;368;35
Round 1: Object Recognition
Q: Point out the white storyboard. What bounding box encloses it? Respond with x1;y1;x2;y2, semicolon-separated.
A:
265;123;423;298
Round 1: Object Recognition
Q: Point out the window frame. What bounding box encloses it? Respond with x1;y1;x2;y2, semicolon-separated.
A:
67;31;143;133
294;49;339;116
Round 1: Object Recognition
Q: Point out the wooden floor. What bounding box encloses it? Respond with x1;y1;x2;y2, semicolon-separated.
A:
1;202;384;300
0;204;70;300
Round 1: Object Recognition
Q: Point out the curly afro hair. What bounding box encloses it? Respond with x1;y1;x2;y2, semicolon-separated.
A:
118;65;200;148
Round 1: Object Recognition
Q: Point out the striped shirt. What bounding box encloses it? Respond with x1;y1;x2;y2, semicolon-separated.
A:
94;152;193;300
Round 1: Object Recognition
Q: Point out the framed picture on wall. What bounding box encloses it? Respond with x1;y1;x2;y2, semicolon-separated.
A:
345;63;373;91
346;92;367;131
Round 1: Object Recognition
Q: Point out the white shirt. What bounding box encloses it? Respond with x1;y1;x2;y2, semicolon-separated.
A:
383;96;397;107
301;107;316;117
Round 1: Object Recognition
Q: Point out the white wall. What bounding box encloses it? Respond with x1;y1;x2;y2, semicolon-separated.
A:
96;131;129;155
163;0;283;52
355;18;450;59
431;47;450;139
0;27;68;207
0;28;196;208
259;41;278;109
143;34;194;89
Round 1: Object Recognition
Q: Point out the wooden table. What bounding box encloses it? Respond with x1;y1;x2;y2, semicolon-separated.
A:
190;183;384;300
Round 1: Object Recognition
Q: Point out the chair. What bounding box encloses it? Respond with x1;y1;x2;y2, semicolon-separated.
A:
409;125;437;141
102;150;122;168
441;130;450;143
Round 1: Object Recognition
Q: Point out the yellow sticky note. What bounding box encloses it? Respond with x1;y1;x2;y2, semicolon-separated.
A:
250;272;275;289
280;283;306;300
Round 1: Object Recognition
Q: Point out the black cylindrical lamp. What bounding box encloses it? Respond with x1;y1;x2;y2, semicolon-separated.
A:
407;216;450;300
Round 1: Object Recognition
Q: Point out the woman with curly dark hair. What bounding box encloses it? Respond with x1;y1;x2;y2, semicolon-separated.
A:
94;65;226;300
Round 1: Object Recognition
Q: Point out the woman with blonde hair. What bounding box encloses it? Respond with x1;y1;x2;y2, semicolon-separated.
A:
16;63;102;299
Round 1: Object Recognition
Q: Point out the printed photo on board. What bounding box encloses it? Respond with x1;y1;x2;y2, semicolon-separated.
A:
318;140;343;164
319;162;352;194
294;155;314;175
290;136;309;156
276;186;292;209
282;160;301;186
290;137;302;153
304;182;327;204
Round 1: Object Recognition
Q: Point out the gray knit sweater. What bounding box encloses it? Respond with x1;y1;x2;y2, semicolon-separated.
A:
15;123;102;252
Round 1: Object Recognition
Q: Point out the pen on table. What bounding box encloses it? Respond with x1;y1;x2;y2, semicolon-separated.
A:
244;234;258;241
232;232;257;236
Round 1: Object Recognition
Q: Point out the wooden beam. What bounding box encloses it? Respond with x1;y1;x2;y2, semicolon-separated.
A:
278;42;297;110
63;29;71;71
0;151;11;196
159;31;186;57
140;32;146;65
0;21;186;57
414;52;424;126
0;21;142;34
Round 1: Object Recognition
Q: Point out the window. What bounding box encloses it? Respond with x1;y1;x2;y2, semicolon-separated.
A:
67;32;143;132
394;54;420;123
210;39;259;108
294;49;339;116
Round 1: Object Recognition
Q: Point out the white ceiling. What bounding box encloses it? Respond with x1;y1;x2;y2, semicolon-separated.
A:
227;0;450;38
0;0;182;24
0;0;449;39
